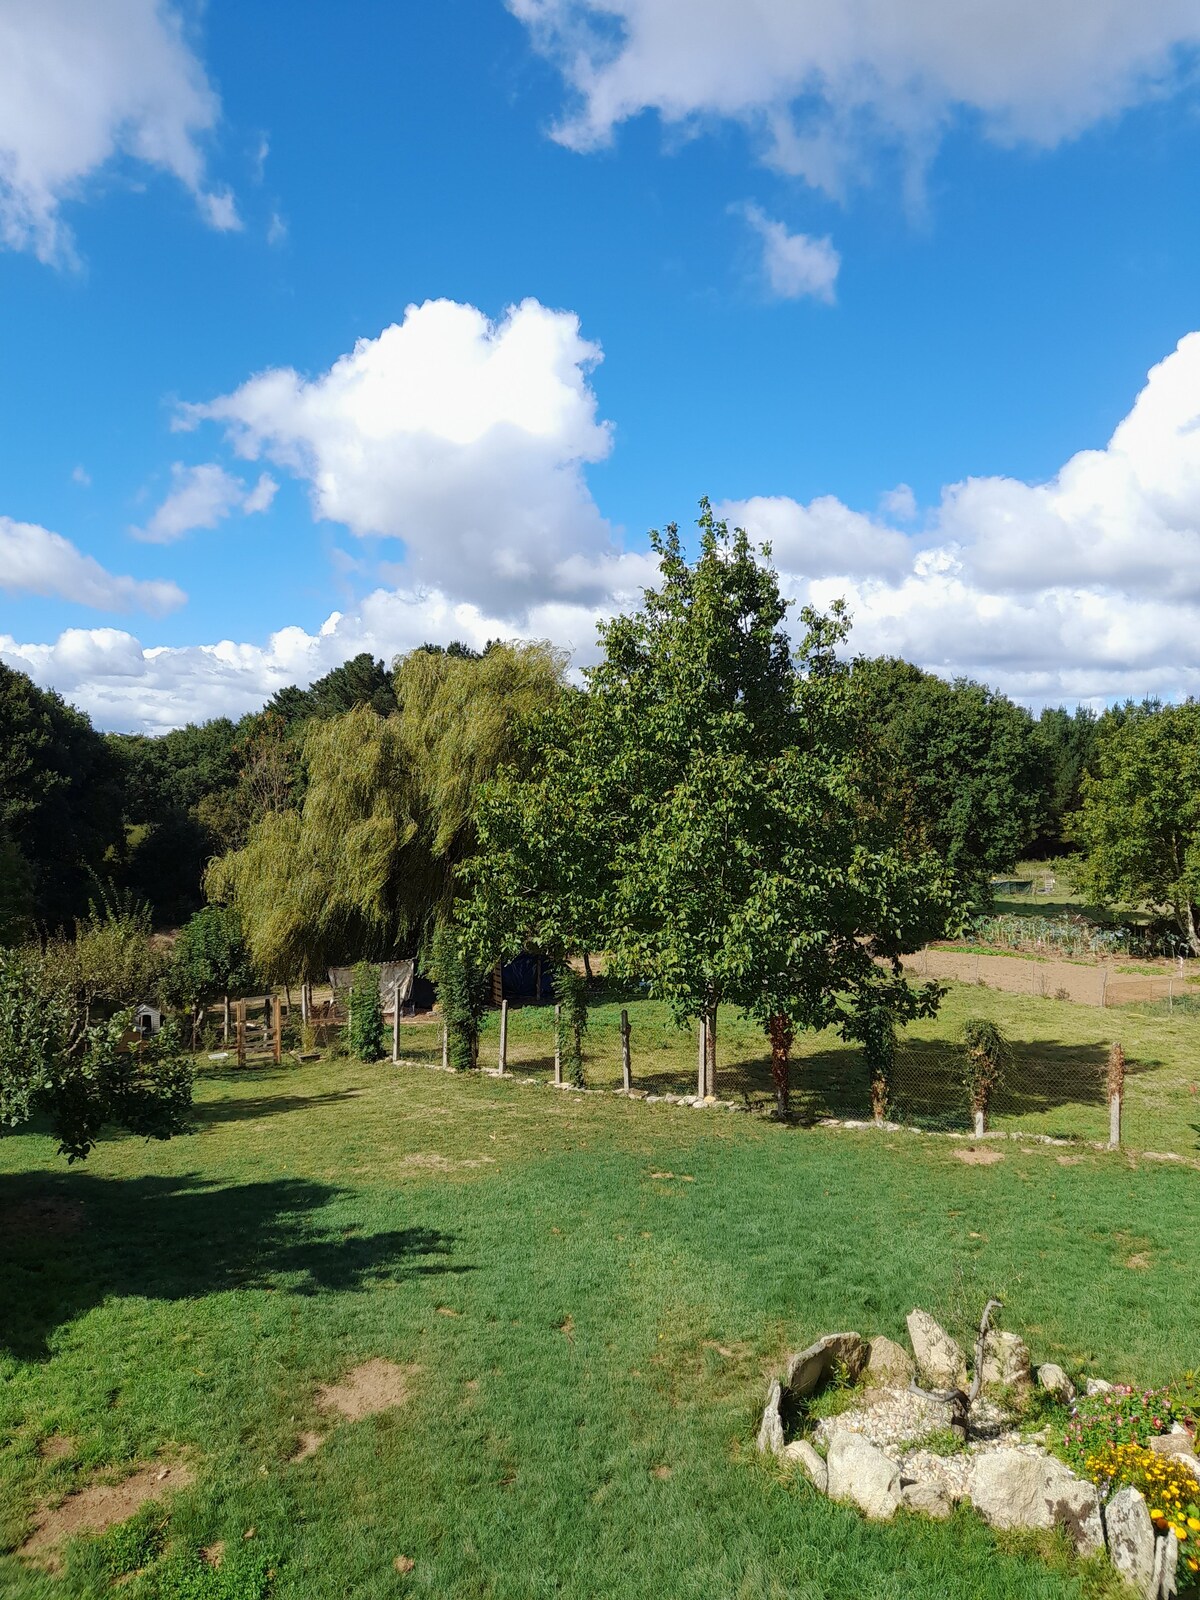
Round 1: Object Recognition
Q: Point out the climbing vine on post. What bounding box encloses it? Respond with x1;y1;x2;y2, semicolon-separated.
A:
348;961;385;1061
430;924;489;1070
553;966;588;1088
962;1018;1010;1135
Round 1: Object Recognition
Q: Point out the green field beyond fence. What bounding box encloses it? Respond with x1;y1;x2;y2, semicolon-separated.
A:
396;982;1199;1155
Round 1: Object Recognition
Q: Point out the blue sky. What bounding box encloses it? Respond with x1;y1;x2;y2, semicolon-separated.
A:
2;0;1200;730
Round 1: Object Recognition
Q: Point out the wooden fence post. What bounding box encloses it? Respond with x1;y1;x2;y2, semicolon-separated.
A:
441;1020;449;1070
621;1009;632;1091
1107;1042;1125;1149
236;1000;246;1068
498;999;508;1074
392;979;401;1064
273;995;282;1064
554;1004;563;1086
697;1019;705;1098
1100;968;1110;1009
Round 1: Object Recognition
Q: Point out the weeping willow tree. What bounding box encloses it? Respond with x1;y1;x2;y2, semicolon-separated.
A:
206;642;568;978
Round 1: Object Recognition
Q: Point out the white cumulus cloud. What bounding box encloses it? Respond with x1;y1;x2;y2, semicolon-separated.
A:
511;0;1200;194
134;463;278;544
0;0;236;264
739;204;839;301
179;297;629;613
0;515;185;615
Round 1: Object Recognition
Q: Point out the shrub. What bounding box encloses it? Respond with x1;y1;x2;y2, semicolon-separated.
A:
961;1017;1010;1120
347;962;385;1061
553;965;588;1088
429;924;489;1070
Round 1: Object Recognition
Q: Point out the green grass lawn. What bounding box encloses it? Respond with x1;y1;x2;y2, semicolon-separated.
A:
2;1048;1197;1599
419;982;1200;1155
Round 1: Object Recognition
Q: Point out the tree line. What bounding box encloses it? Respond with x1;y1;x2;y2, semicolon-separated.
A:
3;503;1199;1154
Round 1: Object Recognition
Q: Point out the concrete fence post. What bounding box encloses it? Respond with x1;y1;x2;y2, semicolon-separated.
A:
553;1004;562;1086
620;1009;631;1091
441;1020;448;1070
392;979;400;1064
1107;1041;1125;1149
498;999;508;1074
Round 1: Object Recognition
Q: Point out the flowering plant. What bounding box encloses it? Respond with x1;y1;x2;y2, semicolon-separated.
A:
1083;1443;1199;1587
1062;1384;1193;1471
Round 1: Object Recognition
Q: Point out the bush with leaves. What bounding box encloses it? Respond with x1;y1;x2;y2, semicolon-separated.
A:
429;923;489;1070
961;1018;1010;1124
0;949;193;1161
348;961;385;1060
162;905;258;1040
553;965;589;1087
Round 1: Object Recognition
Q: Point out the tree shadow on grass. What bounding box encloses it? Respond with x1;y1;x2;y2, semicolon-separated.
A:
193;1090;363;1126
0;1170;467;1363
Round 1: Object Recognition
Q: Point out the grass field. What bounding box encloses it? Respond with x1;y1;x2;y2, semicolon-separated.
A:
2;1038;1197;1599
410;982;1200;1155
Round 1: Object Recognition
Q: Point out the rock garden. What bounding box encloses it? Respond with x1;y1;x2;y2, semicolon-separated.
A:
758;1305;1199;1598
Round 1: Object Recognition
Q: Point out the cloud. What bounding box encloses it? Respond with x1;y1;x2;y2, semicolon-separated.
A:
739;203;839;301
179;297;626;612
0;516;185;615
0;0;236;264
133;464;278;544
721;331;1200;702
510;0;1200;194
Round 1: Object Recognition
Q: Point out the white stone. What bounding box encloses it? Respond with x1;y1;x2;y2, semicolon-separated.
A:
981;1331;1033;1397
1036;1363;1076;1404
865;1336;915;1386
757;1379;785;1455
783;1439;828;1493
968;1450;1103;1556
1151;1529;1179;1600
1105;1487;1157;1599
825;1431;903;1519
907;1310;968;1391
785;1333;866;1398
1085;1377;1113;1397
901;1480;955;1519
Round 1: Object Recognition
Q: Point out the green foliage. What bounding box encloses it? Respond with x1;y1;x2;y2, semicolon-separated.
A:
0;826;35;944
164;907;257;1011
1061;1384;1191;1470
1075;700;1200;955
348;962;385;1061
0;661;124;928
553;965;589;1087
268;650;397;730
0;947;193;1161
134;1550;275;1599
852;656;1046;907
97;1505;167;1577
429;924;488;1070
466;503;954;1063
1032;706;1100;857
961;1017;1011;1115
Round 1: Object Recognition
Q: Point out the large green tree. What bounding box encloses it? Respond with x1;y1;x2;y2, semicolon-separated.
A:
1074;699;1200;955
0;663;124;928
1030;704;1100;857
465;504;953;1108
851;657;1045;907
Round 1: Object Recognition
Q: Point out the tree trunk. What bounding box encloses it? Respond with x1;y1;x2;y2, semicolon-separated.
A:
870;1069;888;1123
582;951;594;983
223;994;231;1043
768;1013;791;1118
1184;900;1200;958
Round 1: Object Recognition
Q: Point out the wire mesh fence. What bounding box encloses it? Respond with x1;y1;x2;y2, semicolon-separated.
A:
391;999;1120;1145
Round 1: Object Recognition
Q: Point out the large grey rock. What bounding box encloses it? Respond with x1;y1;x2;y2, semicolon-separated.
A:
981;1331;1033;1398
1105;1487;1157;1599
783;1439;828;1493
1151;1530;1179;1600
825;1431;903;1520
1148;1433;1200;1474
902;1480;955;1519
968;1450;1104;1556
907;1310;968;1391
1036;1363;1076;1404
757;1378;785;1455
865;1336;915;1387
785;1333;866;1398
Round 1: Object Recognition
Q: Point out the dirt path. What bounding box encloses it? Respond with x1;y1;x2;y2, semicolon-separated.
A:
901;947;1188;1008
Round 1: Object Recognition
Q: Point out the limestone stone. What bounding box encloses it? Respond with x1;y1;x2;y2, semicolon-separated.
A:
785;1333;866;1398
901;1480;954;1519
757;1379;785;1455
1036;1363;1076;1404
906;1310;968;1391
968;1450;1103;1556
783;1439;828;1493
981;1331;1033;1398
1150;1529;1179;1600
1085;1377;1113;1397
825;1432;903;1520
1104;1486;1157;1599
865;1336;915;1387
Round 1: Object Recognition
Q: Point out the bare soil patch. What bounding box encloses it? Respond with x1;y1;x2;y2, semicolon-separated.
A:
955;1148;1004;1166
19;1461;194;1567
201;1540;226;1568
38;1434;76;1460
289;1431;324;1463
315;1359;419;1421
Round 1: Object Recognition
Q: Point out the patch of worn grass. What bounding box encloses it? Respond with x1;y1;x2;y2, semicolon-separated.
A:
1;1053;1196;1598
